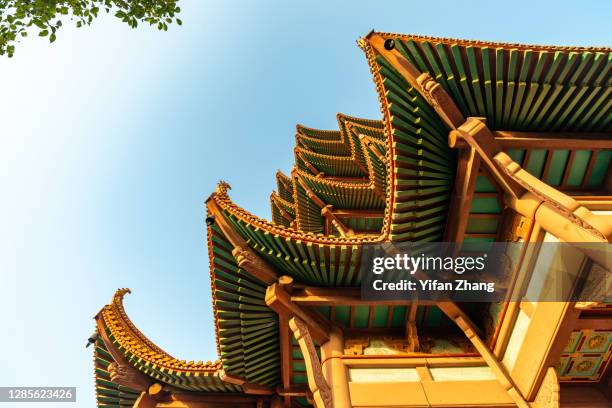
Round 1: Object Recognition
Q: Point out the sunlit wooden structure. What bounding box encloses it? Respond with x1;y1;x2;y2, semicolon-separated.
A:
92;32;612;407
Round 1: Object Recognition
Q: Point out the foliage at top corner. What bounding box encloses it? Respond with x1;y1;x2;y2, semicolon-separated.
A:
0;0;182;57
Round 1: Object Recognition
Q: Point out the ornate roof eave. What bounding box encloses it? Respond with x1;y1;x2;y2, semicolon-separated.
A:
295;118;385;158
97;289;223;374
93;289;280;395
275;171;295;204
362;31;612;53
361;31;611;245
207;181;387;245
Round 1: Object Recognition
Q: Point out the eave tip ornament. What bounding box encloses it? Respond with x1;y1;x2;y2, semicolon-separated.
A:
113;288;132;304
216;181;231;195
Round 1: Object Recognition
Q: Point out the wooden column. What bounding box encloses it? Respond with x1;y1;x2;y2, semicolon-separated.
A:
321;328;351;408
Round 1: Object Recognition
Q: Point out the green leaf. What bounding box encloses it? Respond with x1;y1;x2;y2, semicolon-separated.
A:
0;0;184;58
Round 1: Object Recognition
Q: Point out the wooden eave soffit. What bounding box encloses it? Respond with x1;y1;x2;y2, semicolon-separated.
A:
366;33;612;245
206;197;278;285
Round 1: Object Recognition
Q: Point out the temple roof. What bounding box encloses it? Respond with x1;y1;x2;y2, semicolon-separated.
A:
91;32;611;407
362;32;611;131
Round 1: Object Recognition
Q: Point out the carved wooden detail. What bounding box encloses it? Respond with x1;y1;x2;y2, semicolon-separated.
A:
231;246;277;284
344;338;369;356
107;362;151;391
289;317;333;408
416;72;465;129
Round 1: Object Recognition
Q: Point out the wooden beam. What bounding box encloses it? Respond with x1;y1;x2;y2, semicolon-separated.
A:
451;131;612;149
451;118;525;198
444;147;481;243
218;370;275;395
573;317;612;330
289;317;333;408
290;286;435;306
437;302;529;408
320;328;352;408
321;205;354;237
332;209;383;218
266;278;330;344
159;392;267;408
341;356;486;367
276;385;310;398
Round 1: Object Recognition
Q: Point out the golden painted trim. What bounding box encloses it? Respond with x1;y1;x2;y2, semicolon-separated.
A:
364;31;611;53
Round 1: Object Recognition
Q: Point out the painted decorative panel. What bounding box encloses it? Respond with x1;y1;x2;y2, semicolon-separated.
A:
558;330;612;382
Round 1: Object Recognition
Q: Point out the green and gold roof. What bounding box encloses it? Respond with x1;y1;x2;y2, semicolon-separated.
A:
92;32;611;407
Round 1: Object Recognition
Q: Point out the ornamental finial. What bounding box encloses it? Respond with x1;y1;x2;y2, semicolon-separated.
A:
112;288;132;305
216;181;231;195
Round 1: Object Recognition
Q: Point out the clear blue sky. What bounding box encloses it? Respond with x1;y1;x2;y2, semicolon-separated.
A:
0;0;609;406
